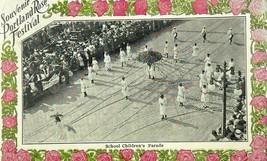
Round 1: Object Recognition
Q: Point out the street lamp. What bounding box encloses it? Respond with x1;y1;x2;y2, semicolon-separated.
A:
212;61;237;137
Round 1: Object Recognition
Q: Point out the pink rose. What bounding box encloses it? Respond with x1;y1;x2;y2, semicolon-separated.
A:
206;153;220;161
250;135;267;150
248;150;267;161
258;115;267;125
1;88;17;102
71;150;87;161
192;0;208;14
1;60;17;74
140;150;157;161
113;0;129;16
134;0;148;15
250;95;267;110
68;0;83;17
1;140;16;154
252;51;267;63
2;153;16;161
176;149;195;161
97;153;113;161
230;150;247;161
251;29;267;42
229;0;246;15
119;149;134;161
93;0;109;17
211;0;219;7
158;0;172;15
15;149;31;161
3;116;17;128
45;150;61;161
249;0;265;16
253;67;267;82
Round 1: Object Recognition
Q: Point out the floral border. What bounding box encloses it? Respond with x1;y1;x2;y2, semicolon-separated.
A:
1;0;267;160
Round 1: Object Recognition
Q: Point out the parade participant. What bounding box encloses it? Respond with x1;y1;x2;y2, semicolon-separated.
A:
150;63;155;80
92;57;99;75
88;65;95;84
214;65;221;79
172;27;178;42
227;28;234;45
204;53;211;71
208;79;216;91
173;44;179;63
201;26;207;43
177;83;186;106
192;43;199;62
126;43;132;59
199;70;207;88
158;94;167;120
120;48;127;67
146;64;151;79
121;76;129;100
104;51;111;71
163;41;169;58
80;78;87;97
205;63;213;83
201;85;209;108
77;54;85;70
227;58;235;77
216;69;224;90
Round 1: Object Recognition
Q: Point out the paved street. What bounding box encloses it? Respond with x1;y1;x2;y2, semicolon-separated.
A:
23;17;246;143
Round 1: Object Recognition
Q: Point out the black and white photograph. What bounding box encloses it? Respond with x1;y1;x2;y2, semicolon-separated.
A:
22;17;248;144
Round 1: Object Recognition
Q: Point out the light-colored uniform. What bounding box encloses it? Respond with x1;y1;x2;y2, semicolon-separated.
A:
204;57;211;71
88;66;95;82
201;87;208;103
120;50;127;63
199;73;207;88
192;45;199;57
104;54;111;70
158;97;167;116
80;79;86;93
121;79;128;97
173;46;179;60
205;65;214;83
177;86;186;103
92;60;99;72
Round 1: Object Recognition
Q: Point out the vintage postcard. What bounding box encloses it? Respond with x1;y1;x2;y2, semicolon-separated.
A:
0;0;267;160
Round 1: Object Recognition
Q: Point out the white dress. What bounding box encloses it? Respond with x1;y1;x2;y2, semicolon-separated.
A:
80;80;86;93
201;87;208;103
192;46;199;57
150;64;155;77
121;80;128;97
88;66;94;82
126;45;131;55
92;60;99;71
205;66;214;82
177;86;186;103
146;65;151;78
204;57;211;71
164;44;168;54
120;50;127;63
104;54;111;69
173;46;178;60
199;73;207;88
158;97;167;115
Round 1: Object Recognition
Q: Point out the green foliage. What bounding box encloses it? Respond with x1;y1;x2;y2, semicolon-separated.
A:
43;0;69;18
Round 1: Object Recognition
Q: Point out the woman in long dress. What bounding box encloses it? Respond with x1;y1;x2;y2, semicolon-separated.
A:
205;63;213;83
88;65;95;84
173;44;179;63
158;94;167;120
199;70;207;88
121;77;129;100
192;43;199;62
177;83;186;106
204;53;211;71
104;52;111;71
120;48;127;67
201;85;208;108
126;43;131;59
92;57;99;75
80;78;87;97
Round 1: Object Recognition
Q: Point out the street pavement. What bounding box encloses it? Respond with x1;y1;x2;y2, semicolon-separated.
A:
23;17;246;143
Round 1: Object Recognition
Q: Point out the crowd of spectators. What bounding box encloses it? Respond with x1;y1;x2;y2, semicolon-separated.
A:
22;20;172;109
